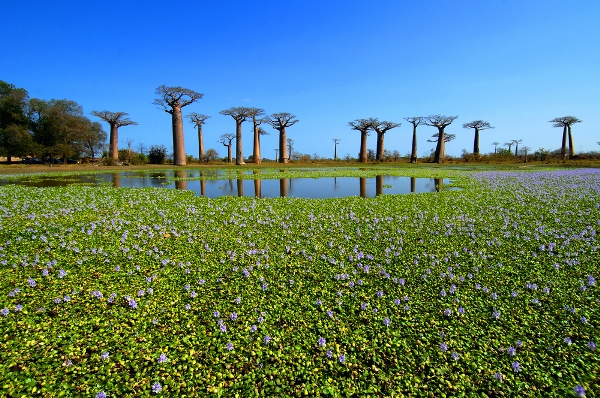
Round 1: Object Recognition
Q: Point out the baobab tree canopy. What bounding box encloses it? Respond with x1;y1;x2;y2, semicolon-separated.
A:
186;112;210;160
550;116;581;159
462;120;493;155
349;119;373;163
424;115;458;164
247;107;266;164
368;118;401;161
220;107;252;165
90;110;137;161
153;85;203;166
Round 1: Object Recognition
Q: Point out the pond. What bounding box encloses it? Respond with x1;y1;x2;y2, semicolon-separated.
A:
0;171;452;198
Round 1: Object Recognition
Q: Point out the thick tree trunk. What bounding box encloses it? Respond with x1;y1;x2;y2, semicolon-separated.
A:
109;123;119;161
376;132;385;161
279;128;288;163
561;125;567;159
411;126;418;163
473;128;480;155
280;178;288;197
433;128;445;164
567;125;575;157
359;131;368;163
253;125;261;164
197;126;204;161
237;179;244;197
172;107;186;166
376;175;383;196
228;144;232;163
236;121;245;165
254;179;261;198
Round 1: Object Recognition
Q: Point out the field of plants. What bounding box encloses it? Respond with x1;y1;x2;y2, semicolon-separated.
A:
0;167;598;397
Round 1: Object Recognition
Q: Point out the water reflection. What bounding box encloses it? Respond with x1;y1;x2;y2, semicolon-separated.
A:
0;171;454;199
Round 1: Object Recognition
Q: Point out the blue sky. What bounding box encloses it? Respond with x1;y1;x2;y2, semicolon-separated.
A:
2;0;599;159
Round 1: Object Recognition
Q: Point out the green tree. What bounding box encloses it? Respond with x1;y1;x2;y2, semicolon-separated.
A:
91;111;137;162
0;80;31;162
80;119;106;160
148;145;167;164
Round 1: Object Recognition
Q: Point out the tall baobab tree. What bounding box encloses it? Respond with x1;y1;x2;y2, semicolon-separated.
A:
369;118;401;161
90;111;137;162
246;108;266;164
186;113;210;161
267;112;299;163
349;119;372;163
492;142;500;154
220;107;251;165
154;86;203;166
511;139;522;156
405;117;424;163
424;115;458;163
550;116;582;159
333;138;341;160
463;120;493;155
218;133;234;163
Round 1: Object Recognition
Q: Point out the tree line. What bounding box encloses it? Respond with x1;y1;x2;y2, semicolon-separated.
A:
1;81;585;165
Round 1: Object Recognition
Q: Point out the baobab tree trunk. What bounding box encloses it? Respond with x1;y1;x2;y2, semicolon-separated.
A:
473;128;480;155
109;123;119;161
253;125;261;164
411;126;418;163
237;179;244;197
197;125;204;161
376;133;385;161
359;177;367;198
236;121;245;165
561;125;567;159
228;145;232;163
376;175;383;196
433;129;445;164
279;128;288;163
567;125;575;158
171;106;186;166
280;178;288;197
359;132;368;163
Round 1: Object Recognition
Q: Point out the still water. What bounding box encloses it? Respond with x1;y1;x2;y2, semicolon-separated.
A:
0;171;451;199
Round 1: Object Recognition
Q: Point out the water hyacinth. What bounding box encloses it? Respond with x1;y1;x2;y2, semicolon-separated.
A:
0;168;599;395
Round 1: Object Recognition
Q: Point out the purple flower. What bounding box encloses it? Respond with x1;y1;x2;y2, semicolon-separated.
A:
158;353;168;363
451;352;459;361
516;340;522;347
587;341;596;351
458;307;465;315
152;382;162;393
137;290;145;297
326;349;333;358
494;372;503;382
190;291;197;298
492;310;500;320
129;299;138;309
250;325;257;333
213;310;220;318
394;298;401;306
377;290;384;298
327;310;334;318
14;304;23;311
574;384;586;397
264;335;271;345
511;361;521;372
1;308;9;316
511;291;517;298
565;337;572;345
219;323;227;333
235;297;241;304
507;346;516;356
101;351;109;361
262;283;268;291
318;336;326;347
444;309;452;317
28;278;36;287
226;342;233;351
338;354;346;363
440;290;447;297
580;317;587;324
58;269;67;278
54;297;62;304
440;342;448;352
96;392;107;398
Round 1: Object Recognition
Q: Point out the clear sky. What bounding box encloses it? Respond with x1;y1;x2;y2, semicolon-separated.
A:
2;0;599;160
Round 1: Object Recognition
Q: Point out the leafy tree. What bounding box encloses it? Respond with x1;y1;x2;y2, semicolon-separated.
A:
90;111;137;162
80;119;106;160
204;148;219;162
348;119;372;163
368;118;401;161
462;120;493;155
186;113;210;161
424;115;458;163
220;107;251;165
154;85;203;166
405;117;424;163
550;116;581;159
0;81;32;163
218;133;234;163
267;112;299;163
148;145;167;164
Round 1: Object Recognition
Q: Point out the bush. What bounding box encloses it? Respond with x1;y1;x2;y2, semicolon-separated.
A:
148;145;167;164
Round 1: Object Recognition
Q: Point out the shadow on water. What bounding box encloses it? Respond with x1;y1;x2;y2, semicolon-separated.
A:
0;171;456;199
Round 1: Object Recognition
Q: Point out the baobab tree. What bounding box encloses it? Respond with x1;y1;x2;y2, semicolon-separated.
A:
287;138;294;161
369;118;401;162
462;120;493;155
154;86;203;166
405;117;424;163
218;133;234;163
246;108;266;164
511;139;522;156
333;138;341;160
220;107;251;165
550;116;582;159
349;119;372;163
267;112;299;163
186;113;210;161
90;111;137;162
492;142;500;154
424;115;458;163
